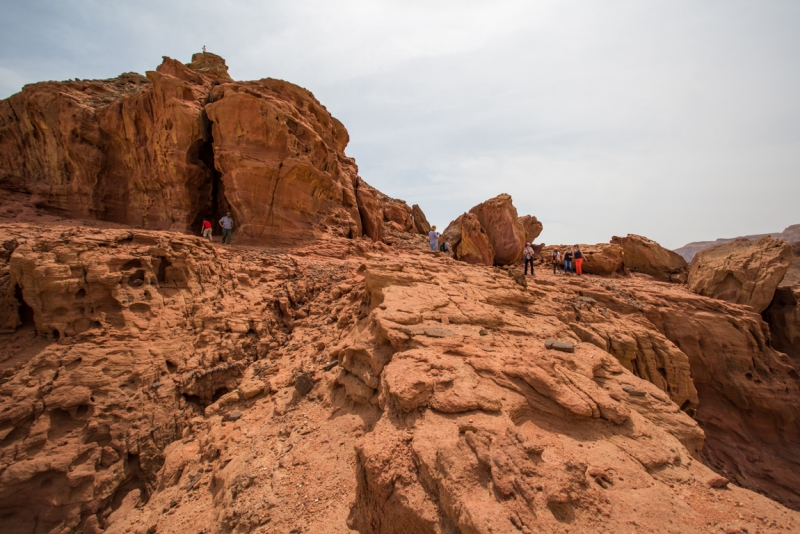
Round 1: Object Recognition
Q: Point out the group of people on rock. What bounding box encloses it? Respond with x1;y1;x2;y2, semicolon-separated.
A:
551;245;586;275
428;226;453;257
427;226;587;278
200;212;234;245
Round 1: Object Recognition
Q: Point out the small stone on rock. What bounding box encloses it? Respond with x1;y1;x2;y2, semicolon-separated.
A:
544;339;575;353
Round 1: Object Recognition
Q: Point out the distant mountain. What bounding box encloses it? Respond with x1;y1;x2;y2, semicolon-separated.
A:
674;224;800;262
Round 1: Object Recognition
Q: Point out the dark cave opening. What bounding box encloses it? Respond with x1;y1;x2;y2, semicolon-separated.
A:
14;284;35;330
189;112;230;236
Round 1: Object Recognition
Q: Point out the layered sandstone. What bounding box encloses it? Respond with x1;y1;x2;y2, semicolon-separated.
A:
688;236;792;313
611;234;688;282
0;53;425;246
1;221;799;533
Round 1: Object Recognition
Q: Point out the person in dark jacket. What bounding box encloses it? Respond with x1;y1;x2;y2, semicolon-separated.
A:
563;248;573;274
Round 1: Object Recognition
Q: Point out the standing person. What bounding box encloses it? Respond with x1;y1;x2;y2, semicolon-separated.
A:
574;245;585;275
523;242;535;276
201;218;213;241
551;249;561;275
444;236;453;258
428;226;439;252
563;248;573;275
219;212;234;245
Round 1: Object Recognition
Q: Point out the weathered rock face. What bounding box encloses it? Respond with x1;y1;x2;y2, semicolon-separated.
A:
611;234;688;282
763;285;800;369
0;53;424;245
519;214;543;243
675;223;800;262
411;204;431;235
469;194;526;265
642;290;800;509
542;244;625;276
442;213;494;265
2;222;800;533
335;253;800;531
688;236;792;313
779;241;800;286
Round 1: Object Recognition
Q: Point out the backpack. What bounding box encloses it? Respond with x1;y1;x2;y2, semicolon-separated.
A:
439;242;447;252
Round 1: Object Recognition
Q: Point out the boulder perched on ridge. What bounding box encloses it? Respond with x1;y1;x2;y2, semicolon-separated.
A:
688;236;792;312
469;194;526;265
443;213;494;265
611;234;688;282
519;214;543;244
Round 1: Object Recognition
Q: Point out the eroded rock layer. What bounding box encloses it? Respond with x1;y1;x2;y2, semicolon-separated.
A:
1;222;799;533
688;236;792;313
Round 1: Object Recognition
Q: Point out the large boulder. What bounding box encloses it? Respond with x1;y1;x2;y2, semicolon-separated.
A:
611;234;688;282
469;194;525;265
518;214;543;243
442;213;494;265
355;179;384;242
411;204;431;235
688;236;792;313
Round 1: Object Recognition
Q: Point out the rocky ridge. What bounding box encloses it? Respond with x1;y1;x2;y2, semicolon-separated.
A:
1;220;799;533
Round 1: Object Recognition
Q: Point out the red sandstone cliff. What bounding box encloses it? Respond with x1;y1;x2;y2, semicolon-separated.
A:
0;53;424;245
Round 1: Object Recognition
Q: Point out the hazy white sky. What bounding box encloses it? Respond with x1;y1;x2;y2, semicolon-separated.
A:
2;1;799;248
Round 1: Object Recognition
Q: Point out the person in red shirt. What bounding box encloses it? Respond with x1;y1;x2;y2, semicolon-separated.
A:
201;219;212;241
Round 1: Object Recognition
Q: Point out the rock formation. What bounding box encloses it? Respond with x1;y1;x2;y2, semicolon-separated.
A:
763;285;800;369
0;53;426;246
519;214;543;243
1;219;800;532
469;194;527;265
611;234;688;282
442;213;494;265
2;54;800;534
441;194;534;266
411;204;431;235
675;223;800;262
688;236;792;313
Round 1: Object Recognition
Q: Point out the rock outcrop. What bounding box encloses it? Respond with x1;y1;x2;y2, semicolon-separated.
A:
763;285;800;369
411;204;431;235
519;214;543;243
469;194;526;265
688;236;792;313
611;234;688;282
675;223;800;262
442;213;494;265
1;221;800;533
0;53;426;246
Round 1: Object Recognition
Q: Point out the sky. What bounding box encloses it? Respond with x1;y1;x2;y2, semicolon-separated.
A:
2;1;799;249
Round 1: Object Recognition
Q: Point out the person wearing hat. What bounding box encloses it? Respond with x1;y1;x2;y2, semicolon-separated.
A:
523;242;535;276
219;212;234;245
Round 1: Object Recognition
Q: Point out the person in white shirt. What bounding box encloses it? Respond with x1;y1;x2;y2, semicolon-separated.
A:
428;226;439;252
